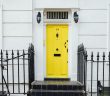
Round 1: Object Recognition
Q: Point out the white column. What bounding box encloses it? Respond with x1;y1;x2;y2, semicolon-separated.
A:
32;8;44;80
69;9;79;81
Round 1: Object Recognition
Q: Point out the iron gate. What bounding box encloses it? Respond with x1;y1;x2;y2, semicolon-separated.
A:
0;44;34;95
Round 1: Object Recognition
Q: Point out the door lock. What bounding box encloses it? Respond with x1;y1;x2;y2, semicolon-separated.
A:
56;48;59;51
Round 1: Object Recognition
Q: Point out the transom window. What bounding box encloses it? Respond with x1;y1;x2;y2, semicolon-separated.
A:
46;11;68;19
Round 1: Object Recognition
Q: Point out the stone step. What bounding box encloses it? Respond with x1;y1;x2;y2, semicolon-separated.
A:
31;81;84;90
30;89;85;96
103;87;110;96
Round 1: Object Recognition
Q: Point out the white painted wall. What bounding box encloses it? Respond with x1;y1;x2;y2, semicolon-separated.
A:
1;0;32;50
0;3;2;49
79;3;108;55
33;0;79;9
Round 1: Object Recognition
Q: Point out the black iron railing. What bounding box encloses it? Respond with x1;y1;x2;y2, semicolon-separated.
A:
0;44;34;95
78;44;110;96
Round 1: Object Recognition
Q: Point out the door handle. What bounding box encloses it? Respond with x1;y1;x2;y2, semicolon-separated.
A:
54;54;61;57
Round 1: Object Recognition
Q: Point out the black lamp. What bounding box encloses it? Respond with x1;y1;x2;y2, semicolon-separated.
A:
37;12;41;24
74;12;79;23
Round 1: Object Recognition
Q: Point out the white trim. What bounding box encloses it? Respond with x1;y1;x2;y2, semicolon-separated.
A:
33;9;44;81
44;20;71;23
69;9;79;81
43;9;79;80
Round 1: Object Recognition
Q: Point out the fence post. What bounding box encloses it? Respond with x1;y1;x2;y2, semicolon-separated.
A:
6;50;9;92
102;52;105;96
1;50;4;95
17;50;20;93
28;44;35;90
78;44;84;83
23;50;26;94
12;50;14;93
78;44;87;95
84;50;87;96
91;52;93;96
97;52;99;96
109;52;110;87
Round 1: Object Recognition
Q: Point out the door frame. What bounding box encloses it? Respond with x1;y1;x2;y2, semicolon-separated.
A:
42;9;79;81
33;9;79;81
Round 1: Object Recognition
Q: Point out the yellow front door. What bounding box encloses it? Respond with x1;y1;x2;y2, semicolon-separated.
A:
46;24;68;78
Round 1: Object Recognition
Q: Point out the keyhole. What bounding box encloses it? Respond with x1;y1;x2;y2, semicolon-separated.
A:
56;48;59;51
56;33;59;38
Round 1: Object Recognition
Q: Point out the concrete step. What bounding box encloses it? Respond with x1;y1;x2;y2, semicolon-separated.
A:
31;81;84;91
103;87;110;96
30;89;85;96
29;81;85;96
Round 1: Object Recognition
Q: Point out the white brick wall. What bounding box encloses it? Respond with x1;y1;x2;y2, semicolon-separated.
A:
1;0;32;50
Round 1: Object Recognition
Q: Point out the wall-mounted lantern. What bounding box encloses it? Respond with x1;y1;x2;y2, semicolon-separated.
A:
37;12;41;24
74;12;79;23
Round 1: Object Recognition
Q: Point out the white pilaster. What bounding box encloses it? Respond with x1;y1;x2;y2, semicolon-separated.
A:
33;8;44;80
69;9;79;81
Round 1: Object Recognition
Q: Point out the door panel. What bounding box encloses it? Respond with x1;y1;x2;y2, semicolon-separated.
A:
46;24;68;78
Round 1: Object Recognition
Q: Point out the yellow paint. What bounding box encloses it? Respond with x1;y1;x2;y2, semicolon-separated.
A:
46;24;68;78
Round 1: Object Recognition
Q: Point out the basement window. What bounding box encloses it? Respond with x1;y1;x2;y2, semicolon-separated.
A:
47;11;68;19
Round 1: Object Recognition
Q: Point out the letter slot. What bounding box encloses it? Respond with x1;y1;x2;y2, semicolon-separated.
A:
54;54;61;57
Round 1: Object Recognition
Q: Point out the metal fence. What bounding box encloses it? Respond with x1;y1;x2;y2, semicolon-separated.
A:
78;44;110;96
1;43;110;96
0;44;34;95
